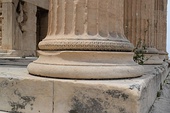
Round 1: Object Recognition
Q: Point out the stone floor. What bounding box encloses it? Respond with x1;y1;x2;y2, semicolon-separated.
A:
149;72;170;113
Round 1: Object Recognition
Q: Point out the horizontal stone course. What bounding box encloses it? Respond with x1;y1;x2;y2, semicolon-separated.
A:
0;62;169;113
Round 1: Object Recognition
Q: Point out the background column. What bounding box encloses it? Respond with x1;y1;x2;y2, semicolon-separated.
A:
154;0;168;60
124;0;163;64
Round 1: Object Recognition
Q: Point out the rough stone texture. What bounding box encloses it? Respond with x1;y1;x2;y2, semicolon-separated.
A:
0;61;169;113
19;2;37;57
0;57;36;66
143;48;163;65
0;0;40;57
149;72;170;113
54;63;170;113
0;66;53;113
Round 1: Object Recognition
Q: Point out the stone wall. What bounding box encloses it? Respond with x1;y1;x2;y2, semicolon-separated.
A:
0;0;48;57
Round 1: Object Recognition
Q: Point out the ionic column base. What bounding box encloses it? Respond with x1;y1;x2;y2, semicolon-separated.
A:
143;48;163;65
28;51;144;79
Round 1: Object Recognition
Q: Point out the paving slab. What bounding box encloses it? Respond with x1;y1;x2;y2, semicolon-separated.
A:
149;72;170;113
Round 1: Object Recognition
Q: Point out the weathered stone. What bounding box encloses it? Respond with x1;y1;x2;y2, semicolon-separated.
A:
154;0;167;53
0;62;170;113
0;66;53;113
159;51;169;60
143;48;163;65
124;0;166;64
28;0;144;79
149;72;170;113
0;0;38;57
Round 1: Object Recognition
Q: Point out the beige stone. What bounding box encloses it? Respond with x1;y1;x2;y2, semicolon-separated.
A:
22;0;49;10
124;0;167;51
0;62;170;113
0;67;53;113
159;50;169;60
124;0;155;47
28;0;144;79
155;0;167;53
0;0;49;57
143;48;163;65
124;0;165;64
28;51;144;79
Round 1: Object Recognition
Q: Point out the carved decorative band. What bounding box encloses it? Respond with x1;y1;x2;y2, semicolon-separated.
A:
39;40;134;51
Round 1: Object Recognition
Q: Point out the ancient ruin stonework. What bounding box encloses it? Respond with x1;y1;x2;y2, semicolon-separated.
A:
39;0;133;51
0;0;48;57
28;0;144;79
0;0;169;113
124;0;168;64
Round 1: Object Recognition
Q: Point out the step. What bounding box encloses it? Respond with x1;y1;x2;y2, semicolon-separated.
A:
0;62;169;113
0;57;37;66
0;49;7;53
0;111;8;113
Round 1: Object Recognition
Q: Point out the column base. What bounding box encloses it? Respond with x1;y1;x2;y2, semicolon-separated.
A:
143;48;163;65
28;51;144;79
159;50;169;60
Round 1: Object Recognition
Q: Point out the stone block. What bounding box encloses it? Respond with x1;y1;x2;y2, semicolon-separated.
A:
0;62;169;113
0;67;53;113
53;63;169;113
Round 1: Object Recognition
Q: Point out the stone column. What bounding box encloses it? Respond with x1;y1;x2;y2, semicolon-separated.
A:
124;0;163;65
28;0;144;79
154;0;168;60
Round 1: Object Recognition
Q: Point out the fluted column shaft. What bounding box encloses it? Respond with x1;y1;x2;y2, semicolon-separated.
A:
124;0;166;64
154;0;168;59
124;0;156;48
39;0;133;51
154;0;167;51
124;0;167;53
